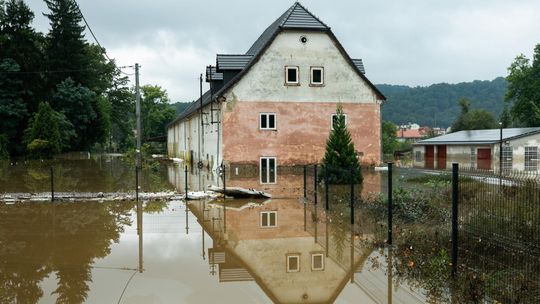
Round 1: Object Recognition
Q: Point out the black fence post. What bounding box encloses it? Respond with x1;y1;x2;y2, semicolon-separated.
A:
452;163;459;277
350;167;354;225
387;162;393;245
184;165;188;195
314;164;318;205
223;163;226;194
50;166;54;202
325;167;329;211
303;165;307;199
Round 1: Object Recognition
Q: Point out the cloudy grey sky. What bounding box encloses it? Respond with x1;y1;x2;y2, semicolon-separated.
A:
28;0;540;102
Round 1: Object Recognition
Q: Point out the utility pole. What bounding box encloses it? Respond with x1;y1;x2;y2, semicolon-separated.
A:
135;63;141;200
198;74;203;168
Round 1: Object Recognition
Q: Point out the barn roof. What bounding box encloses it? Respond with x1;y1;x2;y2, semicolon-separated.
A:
416;127;540;145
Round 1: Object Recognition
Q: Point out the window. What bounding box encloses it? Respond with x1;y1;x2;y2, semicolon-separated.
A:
287;254;300;272
260;157;277;184
470;147;476;169
331;114;347;129
525;146;538;172
311;253;325;271
415;150;422;162
310;67;324;86
260;113;276;130
260;211;277;228
502;146;513;171
285;66;299;85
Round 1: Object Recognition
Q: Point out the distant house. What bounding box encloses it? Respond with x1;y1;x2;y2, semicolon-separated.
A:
166;2;386;185
396;128;424;142
413;128;540;172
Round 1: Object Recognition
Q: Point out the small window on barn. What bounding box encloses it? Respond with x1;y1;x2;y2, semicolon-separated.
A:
285;66;299;85
331;114;347;129
310;67;324;86
470;147;476;169
525;146;538;172
311;253;325;271
260;211;277;228
260;113;276;130
287;254;300;272
260;157;277;184
502;146;513;171
415;151;422;162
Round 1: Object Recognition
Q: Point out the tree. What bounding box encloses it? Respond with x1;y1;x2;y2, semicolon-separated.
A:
0;58;27;155
321;104;362;184
44;0;89;93
382;121;398;154
24;102;61;158
108;73;134;151
141;85;176;139
505;44;540;127
450;98;498;132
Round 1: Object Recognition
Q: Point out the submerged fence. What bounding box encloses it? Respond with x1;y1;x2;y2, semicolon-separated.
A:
303;163;540;303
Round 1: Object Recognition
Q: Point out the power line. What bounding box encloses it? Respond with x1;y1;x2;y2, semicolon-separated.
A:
72;0;134;76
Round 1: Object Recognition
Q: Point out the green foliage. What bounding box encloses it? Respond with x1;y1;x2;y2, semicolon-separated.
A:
24;102;61;158
379;78;507;127
505;44;540;127
141;85;176;140
450;98;498;132
108;74;135;151
382;121;398;154
321;104;362;184
0;58;27;155
170;101;191;115
0;134;8;159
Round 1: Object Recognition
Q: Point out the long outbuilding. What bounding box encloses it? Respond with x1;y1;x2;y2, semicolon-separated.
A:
413;128;540;172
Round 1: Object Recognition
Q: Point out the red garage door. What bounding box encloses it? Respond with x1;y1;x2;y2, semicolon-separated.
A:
436;145;447;170
425;146;434;169
477;148;492;170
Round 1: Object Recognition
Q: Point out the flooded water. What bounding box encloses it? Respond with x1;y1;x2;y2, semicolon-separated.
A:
4;155;522;303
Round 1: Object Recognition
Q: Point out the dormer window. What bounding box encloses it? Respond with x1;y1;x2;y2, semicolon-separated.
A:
310;67;324;86
285;66;299;85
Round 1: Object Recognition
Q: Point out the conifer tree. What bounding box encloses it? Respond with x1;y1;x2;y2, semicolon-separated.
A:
321;104;362;184
25;102;61;158
44;0;89;91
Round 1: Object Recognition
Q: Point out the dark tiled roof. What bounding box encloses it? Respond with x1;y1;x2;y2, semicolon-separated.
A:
416;128;540;145
206;66;223;81
216;54;253;71
169;2;385;127
352;59;365;74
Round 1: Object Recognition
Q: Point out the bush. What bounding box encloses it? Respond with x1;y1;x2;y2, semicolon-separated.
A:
27;139;54;159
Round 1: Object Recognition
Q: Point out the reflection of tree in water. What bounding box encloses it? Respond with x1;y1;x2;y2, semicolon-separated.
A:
0;202;133;303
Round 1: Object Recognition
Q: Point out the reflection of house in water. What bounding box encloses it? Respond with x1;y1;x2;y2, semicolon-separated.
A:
167;163;382;199
187;198;373;303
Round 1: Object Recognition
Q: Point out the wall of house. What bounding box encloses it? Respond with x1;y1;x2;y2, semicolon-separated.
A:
414;144;492;170
494;134;540;172
221;30;381;171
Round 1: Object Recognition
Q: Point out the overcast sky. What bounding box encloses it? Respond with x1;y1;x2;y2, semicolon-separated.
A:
28;0;540;102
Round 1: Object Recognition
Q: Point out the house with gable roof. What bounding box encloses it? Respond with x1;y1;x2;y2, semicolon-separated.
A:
167;2;385;185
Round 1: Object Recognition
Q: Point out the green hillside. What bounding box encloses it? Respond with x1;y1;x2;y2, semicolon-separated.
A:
378;77;507;127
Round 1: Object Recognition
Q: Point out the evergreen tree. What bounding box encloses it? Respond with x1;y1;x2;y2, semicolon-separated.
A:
0;59;27;155
382;121;398;154
321;104;362;184
24;102;61;158
44;0;89;92
108;73;135;151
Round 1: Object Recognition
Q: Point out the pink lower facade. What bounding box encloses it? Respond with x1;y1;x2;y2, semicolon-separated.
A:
222;101;381;167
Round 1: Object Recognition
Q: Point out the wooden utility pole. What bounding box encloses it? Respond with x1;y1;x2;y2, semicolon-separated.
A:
135;63;141;200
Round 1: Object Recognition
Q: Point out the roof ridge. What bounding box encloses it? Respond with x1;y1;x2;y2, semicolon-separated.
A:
282;2;329;29
279;2;299;27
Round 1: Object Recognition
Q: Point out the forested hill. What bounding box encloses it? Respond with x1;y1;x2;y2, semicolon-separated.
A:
378;77;507;127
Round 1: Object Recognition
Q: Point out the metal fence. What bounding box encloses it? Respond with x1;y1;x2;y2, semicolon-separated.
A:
302;163;540;303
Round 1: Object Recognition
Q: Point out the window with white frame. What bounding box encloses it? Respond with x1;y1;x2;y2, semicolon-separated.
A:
260;211;277;228
525;146;538;172
260;157;277;184
287;254;300;272
502;146;513;171
311;253;325;271
331;114;347;129
285;66;299;85
470;147;476;168
310;67;324;85
415;150;422;162
260;113;276;130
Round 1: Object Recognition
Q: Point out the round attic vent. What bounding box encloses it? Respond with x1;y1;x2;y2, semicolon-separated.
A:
300;35;308;44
